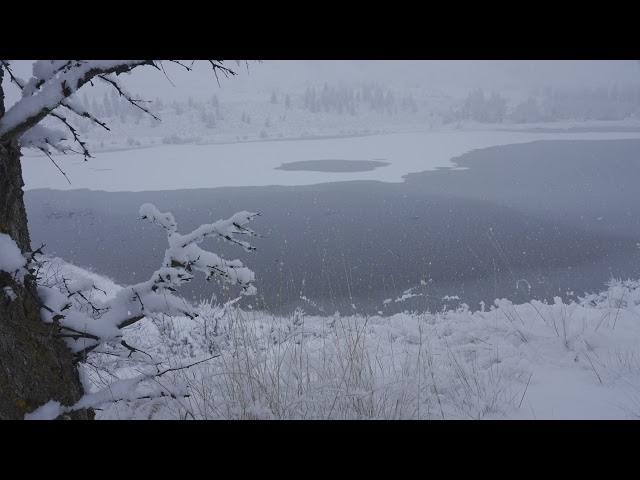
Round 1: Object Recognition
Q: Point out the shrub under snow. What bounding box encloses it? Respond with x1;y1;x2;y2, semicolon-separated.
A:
39;256;640;420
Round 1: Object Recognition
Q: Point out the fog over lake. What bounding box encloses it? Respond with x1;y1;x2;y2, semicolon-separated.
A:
26;139;640;315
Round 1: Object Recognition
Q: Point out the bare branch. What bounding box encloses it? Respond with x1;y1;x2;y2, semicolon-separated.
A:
159;62;177;87
120;340;153;359
57;325;101;342
1;61;25;89
39;148;71;185
155;355;221;377
207;60;237;87
60;101;110;132
73;289;109;315
167;60;193;71
98;74;161;121
49;111;92;160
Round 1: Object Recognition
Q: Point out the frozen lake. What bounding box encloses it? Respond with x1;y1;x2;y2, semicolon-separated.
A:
21;129;640;191
25;136;640;314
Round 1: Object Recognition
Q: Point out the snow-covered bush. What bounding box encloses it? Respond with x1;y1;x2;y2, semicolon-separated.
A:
85;275;640;420
24;204;261;419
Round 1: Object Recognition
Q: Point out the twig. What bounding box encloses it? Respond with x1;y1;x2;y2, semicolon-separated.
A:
585;352;603;384
39;148;71;185
519;371;533;408
120;340;153;359
155;355;221;377
98;74;161;121
207;60;237;87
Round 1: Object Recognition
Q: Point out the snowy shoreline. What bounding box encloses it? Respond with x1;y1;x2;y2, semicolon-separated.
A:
39;256;640;420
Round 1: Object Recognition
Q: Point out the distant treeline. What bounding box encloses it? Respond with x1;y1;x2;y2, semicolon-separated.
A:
76;83;640;133
300;83;418;115
452;86;640;123
74;82;425;136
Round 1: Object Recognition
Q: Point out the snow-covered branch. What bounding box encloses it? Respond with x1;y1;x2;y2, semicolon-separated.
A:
140;203;259;293
1;61;111;157
0;60;153;144
36;204;260;363
0;60;239;169
25;372;191;420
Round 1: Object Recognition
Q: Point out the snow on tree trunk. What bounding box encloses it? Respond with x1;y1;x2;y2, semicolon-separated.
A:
0;104;92;420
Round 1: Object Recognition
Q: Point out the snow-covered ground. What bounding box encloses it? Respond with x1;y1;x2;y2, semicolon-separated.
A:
22;128;640;191
37;257;640;420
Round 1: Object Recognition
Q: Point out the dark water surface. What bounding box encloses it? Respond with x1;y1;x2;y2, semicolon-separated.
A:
25;139;640;315
275;159;389;172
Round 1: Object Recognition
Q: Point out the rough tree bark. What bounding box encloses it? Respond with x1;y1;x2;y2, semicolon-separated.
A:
0;73;93;420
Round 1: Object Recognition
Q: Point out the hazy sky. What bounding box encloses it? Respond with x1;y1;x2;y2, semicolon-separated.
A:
3;60;639;104
118;60;640;99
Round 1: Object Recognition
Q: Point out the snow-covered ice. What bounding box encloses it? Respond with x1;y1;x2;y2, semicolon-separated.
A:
21;129;640;192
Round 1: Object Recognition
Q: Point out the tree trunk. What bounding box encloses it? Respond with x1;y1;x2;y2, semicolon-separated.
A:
0;140;93;420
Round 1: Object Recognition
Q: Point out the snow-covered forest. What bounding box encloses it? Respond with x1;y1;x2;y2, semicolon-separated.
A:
2;60;640;420
38;76;640;152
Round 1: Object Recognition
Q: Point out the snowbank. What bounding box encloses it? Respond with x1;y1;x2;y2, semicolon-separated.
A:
42;258;640;420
